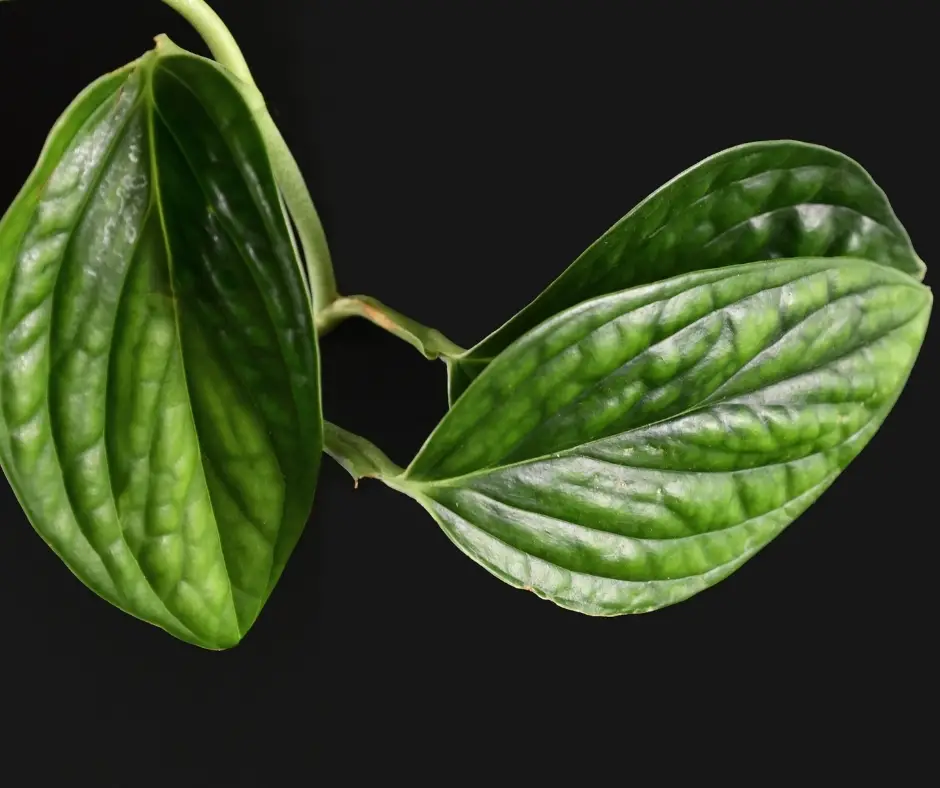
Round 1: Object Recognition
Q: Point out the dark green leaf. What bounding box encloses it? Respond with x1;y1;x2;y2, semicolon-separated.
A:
448;141;926;403
392;258;930;614
0;42;321;648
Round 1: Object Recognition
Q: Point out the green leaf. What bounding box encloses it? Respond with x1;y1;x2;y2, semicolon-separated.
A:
382;258;931;615
448;140;927;403
0;41;321;649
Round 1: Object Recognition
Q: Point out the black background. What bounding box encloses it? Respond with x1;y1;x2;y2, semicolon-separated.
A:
1;0;935;781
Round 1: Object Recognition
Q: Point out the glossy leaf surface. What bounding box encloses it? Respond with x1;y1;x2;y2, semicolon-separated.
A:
0;44;321;648
448;141;926;403
397;258;930;614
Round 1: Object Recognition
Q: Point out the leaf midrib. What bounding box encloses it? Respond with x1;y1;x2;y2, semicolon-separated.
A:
406;281;926;490
155;65;309;465
144;71;242;643
151;65;307;610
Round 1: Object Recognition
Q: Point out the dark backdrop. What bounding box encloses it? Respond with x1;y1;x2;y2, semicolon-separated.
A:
0;0;934;781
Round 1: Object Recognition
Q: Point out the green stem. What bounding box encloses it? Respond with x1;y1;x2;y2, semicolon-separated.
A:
159;0;253;83
317;295;465;360
253;114;337;312
160;0;338;314
323;422;404;486
159;0;460;357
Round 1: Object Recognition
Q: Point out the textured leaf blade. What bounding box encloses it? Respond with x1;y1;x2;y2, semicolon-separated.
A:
401;258;931;615
448;140;926;403
0;45;321;648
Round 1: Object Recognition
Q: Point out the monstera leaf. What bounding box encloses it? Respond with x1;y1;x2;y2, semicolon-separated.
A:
0;40;321;648
447;141;927;403
330;257;931;614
